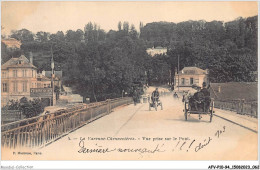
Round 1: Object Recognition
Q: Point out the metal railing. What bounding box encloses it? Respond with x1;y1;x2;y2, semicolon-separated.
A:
214;100;258;118
1;97;132;149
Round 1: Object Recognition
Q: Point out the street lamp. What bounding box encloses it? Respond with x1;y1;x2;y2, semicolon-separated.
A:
178;54;180;92
51;45;55;106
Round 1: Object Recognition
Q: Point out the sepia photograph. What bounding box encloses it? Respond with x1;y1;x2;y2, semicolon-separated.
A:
1;1;259;169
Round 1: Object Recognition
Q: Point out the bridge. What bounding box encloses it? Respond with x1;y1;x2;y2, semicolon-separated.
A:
1;88;258;160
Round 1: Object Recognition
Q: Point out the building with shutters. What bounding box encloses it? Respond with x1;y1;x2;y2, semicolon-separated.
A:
1;54;38;106
174;67;209;91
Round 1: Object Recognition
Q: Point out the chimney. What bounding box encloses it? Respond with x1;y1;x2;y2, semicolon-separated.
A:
29;52;33;64
218;85;221;93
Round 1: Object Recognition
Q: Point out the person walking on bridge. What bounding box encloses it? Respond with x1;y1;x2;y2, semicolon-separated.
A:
151;88;160;104
133;89;138;106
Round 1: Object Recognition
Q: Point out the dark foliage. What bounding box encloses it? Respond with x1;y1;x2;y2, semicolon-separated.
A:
2;97;44;118
6;16;257;101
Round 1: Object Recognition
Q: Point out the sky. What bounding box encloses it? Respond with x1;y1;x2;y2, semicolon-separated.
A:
1;1;258;36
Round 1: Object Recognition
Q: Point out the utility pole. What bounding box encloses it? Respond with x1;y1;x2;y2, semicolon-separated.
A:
51;45;55;106
178;55;180;92
169;69;172;86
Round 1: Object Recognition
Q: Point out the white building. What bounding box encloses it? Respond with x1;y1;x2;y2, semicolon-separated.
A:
174;67;209;91
146;46;167;57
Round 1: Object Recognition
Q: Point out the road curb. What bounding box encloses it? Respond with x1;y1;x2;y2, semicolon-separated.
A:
213;113;258;133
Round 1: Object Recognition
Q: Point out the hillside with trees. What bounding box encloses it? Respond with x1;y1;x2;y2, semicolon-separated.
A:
1;16;257;101
140;16;257;83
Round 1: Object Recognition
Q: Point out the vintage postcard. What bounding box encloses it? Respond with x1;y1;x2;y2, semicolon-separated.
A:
1;1;259;169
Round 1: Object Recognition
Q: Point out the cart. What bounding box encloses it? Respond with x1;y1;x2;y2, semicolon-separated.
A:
149;97;163;111
184;97;214;122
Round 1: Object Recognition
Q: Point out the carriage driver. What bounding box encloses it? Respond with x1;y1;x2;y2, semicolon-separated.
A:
200;82;211;110
200;82;210;97
151;88;160;104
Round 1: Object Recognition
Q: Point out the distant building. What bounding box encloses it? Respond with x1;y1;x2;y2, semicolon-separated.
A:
1;53;63;107
42;70;62;89
146;46;167;57
1;38;22;49
1;55;38;106
174;67;209;91
37;74;51;88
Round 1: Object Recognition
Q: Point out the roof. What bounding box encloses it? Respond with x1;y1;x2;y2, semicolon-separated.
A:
44;71;63;79
2;38;22;49
41;75;51;81
1;55;37;70
179;67;207;75
38;74;59;81
210;82;257;101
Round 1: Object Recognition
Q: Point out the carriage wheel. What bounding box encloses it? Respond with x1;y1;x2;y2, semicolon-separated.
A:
210;111;213;122
184;102;188;121
209;101;214;122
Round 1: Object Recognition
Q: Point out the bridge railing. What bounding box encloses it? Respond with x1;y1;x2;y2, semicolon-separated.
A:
1;97;132;149
214;100;257;118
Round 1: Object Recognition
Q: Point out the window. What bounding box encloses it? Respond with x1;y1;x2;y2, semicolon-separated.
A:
32;70;36;78
22;70;27;77
2;72;7;78
22;82;27;92
190;78;194;85
195;79;199;85
13;82;18;92
13;70;18;77
2;83;8;92
181;78;185;85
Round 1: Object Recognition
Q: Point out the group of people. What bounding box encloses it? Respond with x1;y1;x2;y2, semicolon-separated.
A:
133;87;160;106
184;82;211;111
132;82;210;111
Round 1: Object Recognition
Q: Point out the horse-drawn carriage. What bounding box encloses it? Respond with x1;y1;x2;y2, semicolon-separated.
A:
149;96;163;111
183;92;214;122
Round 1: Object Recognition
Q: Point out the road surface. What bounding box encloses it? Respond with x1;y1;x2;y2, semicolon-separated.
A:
3;91;258;160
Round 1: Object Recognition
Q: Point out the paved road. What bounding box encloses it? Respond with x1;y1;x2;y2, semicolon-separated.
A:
32;94;257;161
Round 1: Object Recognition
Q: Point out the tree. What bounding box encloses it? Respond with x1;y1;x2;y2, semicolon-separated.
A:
118;21;122;31
129;24;138;39
123;21;129;33
1;42;22;64
84;22;94;42
10;29;34;43
35;31;50;42
18;97;44;118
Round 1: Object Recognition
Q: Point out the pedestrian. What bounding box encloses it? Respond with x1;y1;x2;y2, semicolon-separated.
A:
133;89;138;106
173;92;179;99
